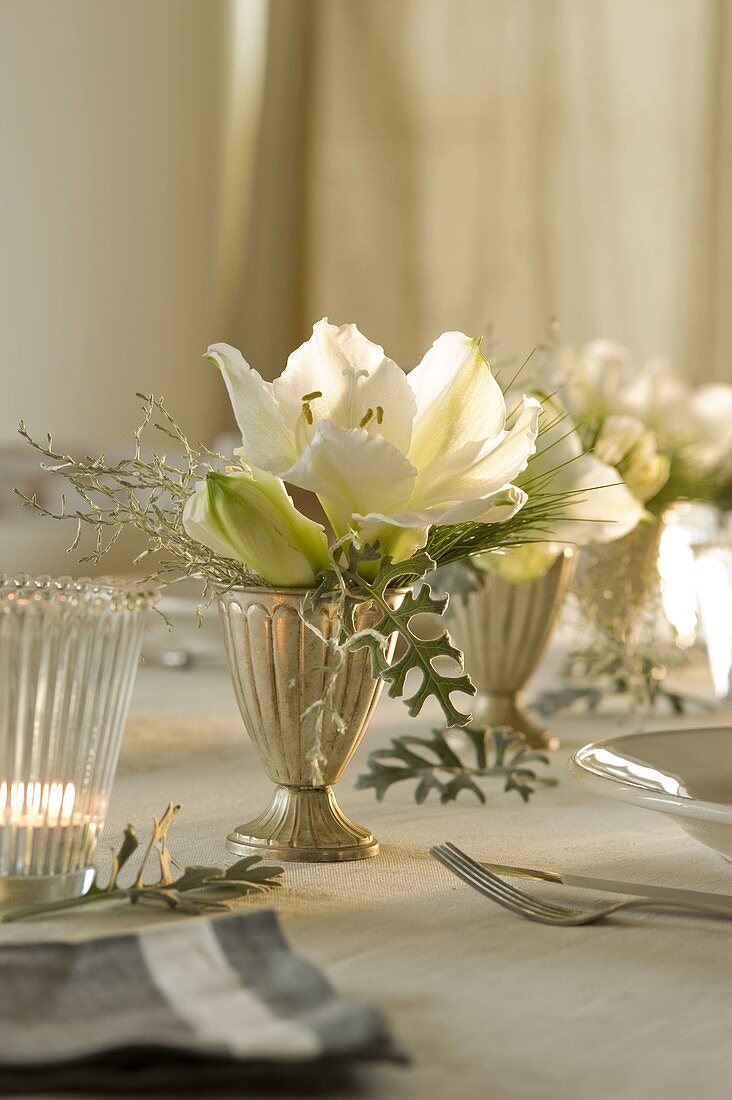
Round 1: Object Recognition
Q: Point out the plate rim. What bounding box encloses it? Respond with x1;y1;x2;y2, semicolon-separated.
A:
569;727;732;825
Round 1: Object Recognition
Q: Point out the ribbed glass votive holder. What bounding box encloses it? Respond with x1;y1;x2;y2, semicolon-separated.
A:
0;574;157;904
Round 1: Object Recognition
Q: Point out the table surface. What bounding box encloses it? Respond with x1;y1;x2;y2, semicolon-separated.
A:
5;650;732;1100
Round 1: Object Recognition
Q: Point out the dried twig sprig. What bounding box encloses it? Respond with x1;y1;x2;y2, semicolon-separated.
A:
0;802;284;924
16;395;258;594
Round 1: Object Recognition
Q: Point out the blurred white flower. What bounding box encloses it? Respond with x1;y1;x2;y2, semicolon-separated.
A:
648;379;732;479
613;356;686;429
541;338;730;499
547;340;636;427
594;415;671;503
473;394;644;581
206;319;541;561
519;399;645;539
683;385;732;477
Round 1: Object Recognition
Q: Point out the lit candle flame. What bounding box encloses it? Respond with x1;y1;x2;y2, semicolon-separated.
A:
0;781;77;826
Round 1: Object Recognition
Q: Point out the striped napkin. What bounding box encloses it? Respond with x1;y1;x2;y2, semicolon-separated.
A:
0;909;404;1093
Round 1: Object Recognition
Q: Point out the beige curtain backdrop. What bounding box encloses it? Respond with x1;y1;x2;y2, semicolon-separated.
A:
0;0;267;573
245;0;732;383
0;0;267;450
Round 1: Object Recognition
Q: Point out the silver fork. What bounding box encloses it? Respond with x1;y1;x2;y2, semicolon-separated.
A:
430;843;732;926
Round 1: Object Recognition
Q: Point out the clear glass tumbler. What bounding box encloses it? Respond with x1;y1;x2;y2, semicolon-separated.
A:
0;574;156;903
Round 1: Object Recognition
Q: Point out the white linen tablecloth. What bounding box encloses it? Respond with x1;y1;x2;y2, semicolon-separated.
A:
4;657;732;1100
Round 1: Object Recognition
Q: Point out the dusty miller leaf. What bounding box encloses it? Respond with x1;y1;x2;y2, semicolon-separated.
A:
330;550;477;729
356;726;556;804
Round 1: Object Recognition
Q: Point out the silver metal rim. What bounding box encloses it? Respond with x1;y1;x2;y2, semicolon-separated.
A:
226;830;379;863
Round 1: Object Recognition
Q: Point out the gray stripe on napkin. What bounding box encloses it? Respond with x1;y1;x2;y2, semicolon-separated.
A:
138;913;321;1060
213;909;398;1059
0;936;194;1064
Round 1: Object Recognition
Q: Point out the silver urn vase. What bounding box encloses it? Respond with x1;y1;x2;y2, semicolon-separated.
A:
448;550;577;750
219;587;402;862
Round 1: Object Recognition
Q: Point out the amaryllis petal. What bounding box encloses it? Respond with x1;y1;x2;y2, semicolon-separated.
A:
413;396;540;507
182;481;240;560
283;421;417;538
345;356;416;454
407;333;506;467
545;455;643;545
206;343;297;471
432;485;528;526
353;487;526;563
354;487;526;536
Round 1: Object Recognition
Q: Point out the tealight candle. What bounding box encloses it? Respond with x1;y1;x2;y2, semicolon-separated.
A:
0;781;100;879
0;574;156;904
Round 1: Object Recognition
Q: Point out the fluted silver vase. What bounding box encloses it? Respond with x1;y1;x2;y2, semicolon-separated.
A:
219;587;403;863
448;550;577;750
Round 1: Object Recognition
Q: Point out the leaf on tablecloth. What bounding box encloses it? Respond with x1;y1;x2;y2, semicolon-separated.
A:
356;727;556;804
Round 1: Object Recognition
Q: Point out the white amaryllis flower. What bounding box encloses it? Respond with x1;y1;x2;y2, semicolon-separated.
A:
619;360;732;478
206;320;541;561
678;385;732;478
546;340;637;427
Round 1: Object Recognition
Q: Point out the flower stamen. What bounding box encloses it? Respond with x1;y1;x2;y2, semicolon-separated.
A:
301;391;323;426
359;408;374;428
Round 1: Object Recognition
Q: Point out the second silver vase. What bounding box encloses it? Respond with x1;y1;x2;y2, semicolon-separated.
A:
448;550;577;750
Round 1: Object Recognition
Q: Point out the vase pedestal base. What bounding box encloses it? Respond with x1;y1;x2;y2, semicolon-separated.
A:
475;693;560;752
226;784;379;863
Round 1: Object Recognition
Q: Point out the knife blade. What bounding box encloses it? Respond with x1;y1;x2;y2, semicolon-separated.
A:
480;862;732;911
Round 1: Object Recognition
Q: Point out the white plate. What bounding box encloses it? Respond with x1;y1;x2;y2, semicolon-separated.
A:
569;728;732;859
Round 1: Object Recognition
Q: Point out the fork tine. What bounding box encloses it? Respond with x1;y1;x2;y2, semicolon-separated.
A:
441;843;552;903
438;845;567;917
432;846;565;920
431;848;597;925
441;844;571;915
431;847;530;916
